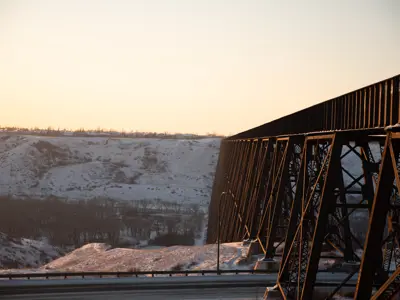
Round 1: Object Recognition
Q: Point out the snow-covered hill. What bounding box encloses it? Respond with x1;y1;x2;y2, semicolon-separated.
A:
0;135;221;207
0;233;64;269
41;242;250;272
0;239;344;274
0;236;252;273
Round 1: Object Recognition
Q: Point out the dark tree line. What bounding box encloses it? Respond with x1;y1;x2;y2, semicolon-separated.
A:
0;126;225;139
0;196;205;248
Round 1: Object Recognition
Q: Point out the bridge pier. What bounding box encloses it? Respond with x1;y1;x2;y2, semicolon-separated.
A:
242;238;252;246
246;239;265;257
254;257;280;273
355;130;400;299
277;132;383;299
263;285;283;299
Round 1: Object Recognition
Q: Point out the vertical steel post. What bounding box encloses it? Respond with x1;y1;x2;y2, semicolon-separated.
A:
217;192;226;274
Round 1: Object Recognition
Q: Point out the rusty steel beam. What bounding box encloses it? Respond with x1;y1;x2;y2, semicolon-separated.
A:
243;139;274;242
275;132;382;299
207;74;400;298
277;133;339;299
355;132;400;299
255;136;304;257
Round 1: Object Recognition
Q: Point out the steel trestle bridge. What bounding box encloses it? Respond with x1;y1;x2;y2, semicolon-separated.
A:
207;74;400;299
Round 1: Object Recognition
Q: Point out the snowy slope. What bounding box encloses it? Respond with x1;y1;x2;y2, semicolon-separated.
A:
0;241;252;273
0;240;344;273
40;242;249;272
0;135;220;207
0;233;64;269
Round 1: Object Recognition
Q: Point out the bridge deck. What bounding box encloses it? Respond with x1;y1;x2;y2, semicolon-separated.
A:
231;74;399;139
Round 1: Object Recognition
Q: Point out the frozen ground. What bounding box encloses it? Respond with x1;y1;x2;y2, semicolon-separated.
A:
0;241;252;273
0;135;220;207
0;234;374;299
39;242;251;272
0;238;354;274
0;233;65;269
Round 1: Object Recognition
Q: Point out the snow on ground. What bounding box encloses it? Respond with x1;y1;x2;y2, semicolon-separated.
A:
39;242;250;272
0;233;64;269
0;241;253;273
0;239;346;274
0;135;220;207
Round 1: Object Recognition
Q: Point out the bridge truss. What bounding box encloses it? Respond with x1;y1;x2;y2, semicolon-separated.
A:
207;75;400;299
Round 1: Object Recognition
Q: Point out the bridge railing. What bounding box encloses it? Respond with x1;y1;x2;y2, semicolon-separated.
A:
0;269;271;280
231;74;400;139
0;269;339;280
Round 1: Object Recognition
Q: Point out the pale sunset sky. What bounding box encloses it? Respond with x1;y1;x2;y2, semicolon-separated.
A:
0;0;399;135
